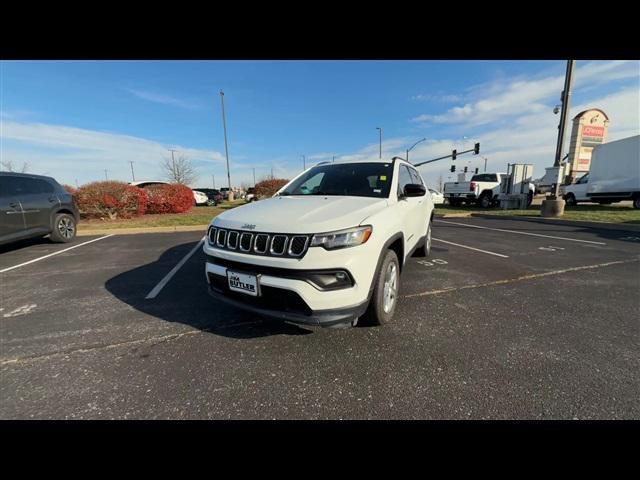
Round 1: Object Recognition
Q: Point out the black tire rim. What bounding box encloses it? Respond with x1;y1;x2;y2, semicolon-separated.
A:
58;217;75;239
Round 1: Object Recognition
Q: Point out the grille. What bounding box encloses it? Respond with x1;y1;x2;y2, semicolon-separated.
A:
270;235;287;255
208;228;311;258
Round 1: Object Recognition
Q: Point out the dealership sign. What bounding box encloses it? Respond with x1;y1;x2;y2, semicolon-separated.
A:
582;125;605;146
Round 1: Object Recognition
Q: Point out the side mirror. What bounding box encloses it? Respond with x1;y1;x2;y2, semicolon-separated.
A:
403;184;426;198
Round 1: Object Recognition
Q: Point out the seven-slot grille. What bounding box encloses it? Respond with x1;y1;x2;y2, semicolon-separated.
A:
208;227;310;258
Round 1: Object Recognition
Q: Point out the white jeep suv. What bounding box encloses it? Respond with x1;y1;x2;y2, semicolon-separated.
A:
203;158;434;328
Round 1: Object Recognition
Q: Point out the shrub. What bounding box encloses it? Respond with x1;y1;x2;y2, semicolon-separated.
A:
255;178;289;199
145;183;194;214
62;184;76;194
75;181;147;220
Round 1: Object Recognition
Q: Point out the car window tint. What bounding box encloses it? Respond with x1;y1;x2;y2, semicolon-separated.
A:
397;165;413;196
0;176;19;197
298;172;325;194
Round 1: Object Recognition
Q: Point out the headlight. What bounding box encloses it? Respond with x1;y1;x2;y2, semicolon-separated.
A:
310;225;372;250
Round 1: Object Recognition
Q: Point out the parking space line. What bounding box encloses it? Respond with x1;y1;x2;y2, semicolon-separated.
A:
432;237;509;258
435;219;606;245
404;257;640;298
145;237;205;300
0;235;115;274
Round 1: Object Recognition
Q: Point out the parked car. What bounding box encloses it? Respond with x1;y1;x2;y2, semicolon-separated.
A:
428;188;444;205
203;158;434;329
194;188;223;206
245;187;257;202
560;173;591;206
129;181;205;206
219;187;230;200
0;172;80;245
444;172;534;208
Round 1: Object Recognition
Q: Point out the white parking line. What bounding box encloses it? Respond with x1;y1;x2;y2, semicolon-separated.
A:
432;237;509;258
435;219;607;245
145;237;205;300
0;235;115;274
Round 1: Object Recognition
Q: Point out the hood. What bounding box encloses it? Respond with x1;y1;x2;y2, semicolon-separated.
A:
213;195;387;233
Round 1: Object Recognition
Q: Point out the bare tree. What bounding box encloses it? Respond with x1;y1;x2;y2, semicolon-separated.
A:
1;160;29;173
160;154;197;185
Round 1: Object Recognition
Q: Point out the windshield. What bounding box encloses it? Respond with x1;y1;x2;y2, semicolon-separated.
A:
280;162;394;198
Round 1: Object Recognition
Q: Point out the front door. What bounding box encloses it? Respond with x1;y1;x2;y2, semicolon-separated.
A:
0;175;27;243
16;177;59;233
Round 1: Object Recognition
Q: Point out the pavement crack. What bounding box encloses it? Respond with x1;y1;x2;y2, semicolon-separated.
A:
403;257;640;299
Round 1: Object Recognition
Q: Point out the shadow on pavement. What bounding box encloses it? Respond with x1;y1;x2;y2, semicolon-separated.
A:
0;236;56;255
105;241;313;339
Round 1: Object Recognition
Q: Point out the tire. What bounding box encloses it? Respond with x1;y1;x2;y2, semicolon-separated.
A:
478;192;492;208
565;193;576;206
633;196;640;210
362;250;400;326
413;221;432;257
49;213;77;243
449;198;461;207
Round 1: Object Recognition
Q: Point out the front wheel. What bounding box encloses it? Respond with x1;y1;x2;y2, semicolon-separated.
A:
362;250;400;326
50;213;77;243
564;193;576;206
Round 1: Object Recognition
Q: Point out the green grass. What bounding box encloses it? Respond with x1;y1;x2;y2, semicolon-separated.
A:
79;200;246;231
436;204;640;224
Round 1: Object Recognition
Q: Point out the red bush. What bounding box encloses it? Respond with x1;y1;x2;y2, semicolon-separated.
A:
75;181;147;220
255;178;289;199
145;183;194;214
62;184;76;194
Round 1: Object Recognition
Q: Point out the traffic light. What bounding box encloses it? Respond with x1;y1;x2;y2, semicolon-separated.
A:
452;149;457;160
475;167;479;174
450;165;456;173
474;142;480;155
464;166;468;173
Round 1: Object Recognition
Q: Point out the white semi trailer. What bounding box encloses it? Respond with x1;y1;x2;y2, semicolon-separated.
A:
586;135;640;209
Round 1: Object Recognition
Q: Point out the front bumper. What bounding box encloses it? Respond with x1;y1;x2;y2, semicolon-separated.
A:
206;281;368;327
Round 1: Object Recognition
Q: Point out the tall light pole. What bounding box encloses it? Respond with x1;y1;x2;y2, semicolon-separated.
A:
212;174;215;189
376;127;382;159
128;161;135;182
104;169;108;180
252;168;256;186
406;137;426;163
541;59;575;217
220;90;232;194
302;155;306;171
332;156;335;163
481;156;488;172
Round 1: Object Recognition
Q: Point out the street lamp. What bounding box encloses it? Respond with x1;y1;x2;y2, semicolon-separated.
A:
406;137;426;163
376;127;382;159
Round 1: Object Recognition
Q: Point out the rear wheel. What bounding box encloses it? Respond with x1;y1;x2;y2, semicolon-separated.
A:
478;192;492;208
50;213;76;243
362;250;400;326
565;193;576;206
413;221;432;257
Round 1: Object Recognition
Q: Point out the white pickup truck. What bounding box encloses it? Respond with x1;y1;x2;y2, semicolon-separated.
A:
444;172;534;208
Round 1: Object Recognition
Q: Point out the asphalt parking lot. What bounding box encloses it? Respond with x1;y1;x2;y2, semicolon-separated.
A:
1;216;639;419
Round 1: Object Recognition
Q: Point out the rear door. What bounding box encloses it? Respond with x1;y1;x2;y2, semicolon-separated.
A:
17;177;59;233
0;175;27;242
396;164;422;253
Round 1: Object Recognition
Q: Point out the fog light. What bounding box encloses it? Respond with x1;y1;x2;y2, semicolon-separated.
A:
306;270;353;290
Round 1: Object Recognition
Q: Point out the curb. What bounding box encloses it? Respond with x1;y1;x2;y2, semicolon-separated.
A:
77;224;209;236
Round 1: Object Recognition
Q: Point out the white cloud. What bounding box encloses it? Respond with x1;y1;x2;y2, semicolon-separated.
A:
411;93;462;103
1;121;226;186
126;88;201;110
412;60;639;127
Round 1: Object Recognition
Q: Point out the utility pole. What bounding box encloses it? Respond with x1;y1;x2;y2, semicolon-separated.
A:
75;179;79;188
541;60;575;218
482;156;488;172
128;161;135;182
252;168;256;186
212;174;215;189
220;90;232;198
376;127;382;159
332;156;335;163
104;169;108;180
271;166;274;179
302;155;306;171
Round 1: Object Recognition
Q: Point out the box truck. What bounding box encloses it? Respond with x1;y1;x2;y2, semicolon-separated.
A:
587;135;640;209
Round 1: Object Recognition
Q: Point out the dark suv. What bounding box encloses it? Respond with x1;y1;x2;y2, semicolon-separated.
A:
0;172;80;246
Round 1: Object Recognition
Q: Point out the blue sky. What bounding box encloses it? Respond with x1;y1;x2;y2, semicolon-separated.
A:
1;60;638;188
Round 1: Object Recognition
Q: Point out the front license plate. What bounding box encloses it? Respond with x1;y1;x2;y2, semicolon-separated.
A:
227;270;260;297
